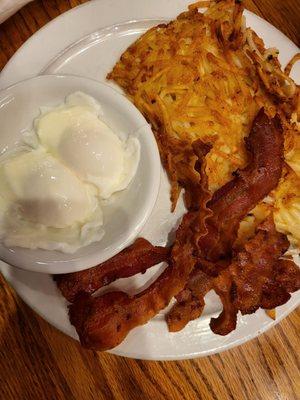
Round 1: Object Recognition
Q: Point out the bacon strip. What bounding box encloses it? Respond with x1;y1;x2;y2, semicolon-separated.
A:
210;218;300;335
166;269;213;332
167;109;285;329
198;108;284;262
168;217;300;334
69;213;196;350
54;238;170;303
69;141;212;351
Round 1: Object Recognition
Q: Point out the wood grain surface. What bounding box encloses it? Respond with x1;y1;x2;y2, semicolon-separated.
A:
0;1;299;399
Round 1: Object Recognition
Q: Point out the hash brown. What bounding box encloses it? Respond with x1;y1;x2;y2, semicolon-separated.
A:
108;0;300;246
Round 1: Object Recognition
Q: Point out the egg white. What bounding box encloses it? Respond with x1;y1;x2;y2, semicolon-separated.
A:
31;92;140;199
0;149;103;253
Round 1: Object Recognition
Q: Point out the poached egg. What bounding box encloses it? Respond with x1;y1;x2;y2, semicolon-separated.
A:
0;92;140;253
33;92;140;199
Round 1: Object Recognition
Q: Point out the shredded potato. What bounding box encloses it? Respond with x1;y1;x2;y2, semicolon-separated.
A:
284;53;300;77
237;202;271;246
274;169;300;247
108;0;300;245
284;121;300;176
265;309;276;320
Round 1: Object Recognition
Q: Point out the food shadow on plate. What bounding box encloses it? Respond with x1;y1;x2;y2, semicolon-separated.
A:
5;265;78;337
93;262;168;298
8;267;58;297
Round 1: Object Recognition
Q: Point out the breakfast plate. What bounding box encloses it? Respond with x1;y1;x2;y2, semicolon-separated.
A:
0;0;299;360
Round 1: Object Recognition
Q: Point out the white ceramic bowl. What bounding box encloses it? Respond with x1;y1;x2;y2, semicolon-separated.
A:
0;75;160;274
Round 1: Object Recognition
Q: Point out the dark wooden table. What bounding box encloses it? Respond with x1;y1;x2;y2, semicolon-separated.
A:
0;1;299;399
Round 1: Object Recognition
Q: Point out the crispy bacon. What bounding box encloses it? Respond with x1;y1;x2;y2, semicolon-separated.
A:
69;213;196;350
54;238;170;303
69;140;212;351
168;217;300;335
166;269;213;332
210;217;300;335
198;108;284;262
167;109;285;329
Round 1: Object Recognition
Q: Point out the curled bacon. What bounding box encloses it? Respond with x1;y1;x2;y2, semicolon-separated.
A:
210;217;300;335
69;213;197;350
166;269;213;332
69;140;212;351
167;109;285;329
54;238;170;303
199;108;284;262
168;217;300;335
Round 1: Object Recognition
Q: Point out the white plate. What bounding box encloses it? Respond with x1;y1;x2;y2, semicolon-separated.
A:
0;0;299;360
0;74;160;274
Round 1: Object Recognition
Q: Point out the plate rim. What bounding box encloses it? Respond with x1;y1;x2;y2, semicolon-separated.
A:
0;0;299;360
